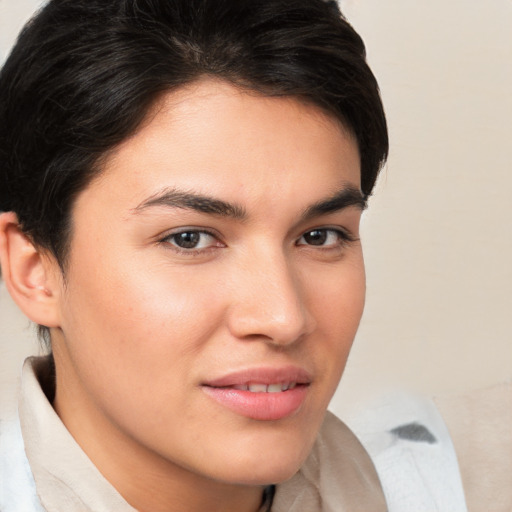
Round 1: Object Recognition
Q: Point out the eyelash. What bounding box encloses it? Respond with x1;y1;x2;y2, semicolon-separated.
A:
160;226;356;255
160;229;222;255
296;227;356;248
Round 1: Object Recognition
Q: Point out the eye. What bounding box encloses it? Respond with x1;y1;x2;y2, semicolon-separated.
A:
297;228;351;247
162;230;219;250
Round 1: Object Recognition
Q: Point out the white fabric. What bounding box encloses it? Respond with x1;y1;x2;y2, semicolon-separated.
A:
348;391;468;512
0;416;44;512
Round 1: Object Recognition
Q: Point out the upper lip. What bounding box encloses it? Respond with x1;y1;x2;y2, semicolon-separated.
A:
202;366;312;388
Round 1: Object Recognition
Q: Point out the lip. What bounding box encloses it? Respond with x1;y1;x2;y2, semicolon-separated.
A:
201;366;312;421
203;366;312;388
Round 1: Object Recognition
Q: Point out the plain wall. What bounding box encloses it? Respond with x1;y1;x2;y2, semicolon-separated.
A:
1;0;511;419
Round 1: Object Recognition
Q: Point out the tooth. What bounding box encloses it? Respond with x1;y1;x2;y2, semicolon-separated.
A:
248;383;267;393
267;384;282;393
233;384;249;391
288;382;297;390
282;382;290;391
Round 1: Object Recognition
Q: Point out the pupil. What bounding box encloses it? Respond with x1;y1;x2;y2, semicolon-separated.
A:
304;230;326;245
175;232;200;248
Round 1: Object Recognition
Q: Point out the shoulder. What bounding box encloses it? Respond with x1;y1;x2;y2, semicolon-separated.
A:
0;415;45;512
348;391;468;512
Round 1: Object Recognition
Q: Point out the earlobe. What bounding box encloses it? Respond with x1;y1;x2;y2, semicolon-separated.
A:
0;212;61;328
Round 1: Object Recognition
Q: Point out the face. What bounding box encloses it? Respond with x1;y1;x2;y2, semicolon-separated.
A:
50;80;365;489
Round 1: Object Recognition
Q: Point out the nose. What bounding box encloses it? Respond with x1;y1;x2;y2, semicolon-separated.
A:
226;249;315;346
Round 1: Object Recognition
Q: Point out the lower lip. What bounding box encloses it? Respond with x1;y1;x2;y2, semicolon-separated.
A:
202;385;309;421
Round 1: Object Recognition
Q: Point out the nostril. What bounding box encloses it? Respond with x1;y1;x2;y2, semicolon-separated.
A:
227;304;312;346
226;258;313;344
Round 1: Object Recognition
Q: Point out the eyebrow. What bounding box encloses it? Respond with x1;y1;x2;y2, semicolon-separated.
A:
132;188;247;219
132;185;366;220
301;186;367;221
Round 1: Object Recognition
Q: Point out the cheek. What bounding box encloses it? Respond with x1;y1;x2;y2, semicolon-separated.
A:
306;256;366;384
58;261;223;429
310;254;366;333
67;251;218;338
58;250;228;401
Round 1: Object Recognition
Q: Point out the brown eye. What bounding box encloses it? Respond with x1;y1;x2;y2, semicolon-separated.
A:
164;230;218;250
173;231;201;248
297;228;349;247
302;229;328;246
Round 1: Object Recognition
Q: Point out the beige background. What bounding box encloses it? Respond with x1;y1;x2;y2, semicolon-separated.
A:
1;0;511;419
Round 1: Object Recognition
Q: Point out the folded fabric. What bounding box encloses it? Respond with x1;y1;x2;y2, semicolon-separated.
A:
347;391;468;512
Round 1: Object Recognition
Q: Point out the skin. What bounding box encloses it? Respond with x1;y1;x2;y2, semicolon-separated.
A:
3;79;366;512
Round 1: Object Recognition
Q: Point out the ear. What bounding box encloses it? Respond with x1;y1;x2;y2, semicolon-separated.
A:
0;212;62;328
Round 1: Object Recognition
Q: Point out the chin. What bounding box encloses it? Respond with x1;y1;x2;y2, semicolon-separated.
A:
218;460;305;487
239;460;305;486
214;433;315;486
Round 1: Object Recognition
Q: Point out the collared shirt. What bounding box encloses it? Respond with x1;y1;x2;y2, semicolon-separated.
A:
4;356;387;511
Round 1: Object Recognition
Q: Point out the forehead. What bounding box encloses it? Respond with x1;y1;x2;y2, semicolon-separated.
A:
77;79;361;217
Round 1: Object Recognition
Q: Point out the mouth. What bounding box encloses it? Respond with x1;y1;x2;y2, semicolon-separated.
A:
229;382;299;392
201;367;311;421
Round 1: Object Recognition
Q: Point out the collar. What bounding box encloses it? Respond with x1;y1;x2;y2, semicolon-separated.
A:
19;356;137;512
